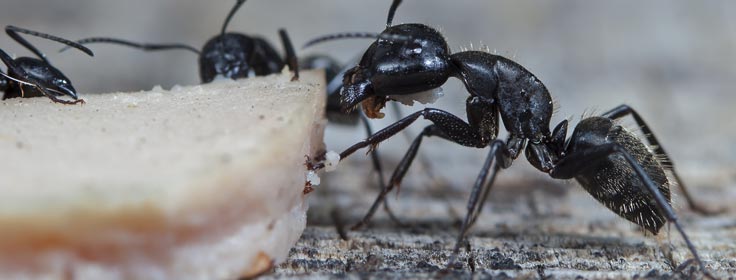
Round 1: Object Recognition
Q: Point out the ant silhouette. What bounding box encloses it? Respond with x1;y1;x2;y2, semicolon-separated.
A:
305;0;718;277
1;26;93;104
61;0;298;83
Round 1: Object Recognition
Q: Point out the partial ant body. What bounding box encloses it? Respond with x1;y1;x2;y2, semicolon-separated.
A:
63;0;298;83
306;0;716;276
300;54;360;125
300;54;404;224
1;26;93;104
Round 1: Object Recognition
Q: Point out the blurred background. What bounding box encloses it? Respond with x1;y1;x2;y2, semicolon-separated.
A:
1;0;734;197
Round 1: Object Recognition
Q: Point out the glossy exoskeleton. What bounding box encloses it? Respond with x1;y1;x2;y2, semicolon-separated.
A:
1;26;93;104
305;0;715;276
63;0;298;83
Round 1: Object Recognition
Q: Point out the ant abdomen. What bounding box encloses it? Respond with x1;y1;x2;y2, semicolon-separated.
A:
567;116;670;234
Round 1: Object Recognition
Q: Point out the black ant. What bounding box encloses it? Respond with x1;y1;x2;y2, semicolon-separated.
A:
61;0;298;83
305;0;717;276
1;26;94;104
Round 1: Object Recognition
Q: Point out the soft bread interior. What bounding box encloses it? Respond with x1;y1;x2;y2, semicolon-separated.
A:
0;71;325;279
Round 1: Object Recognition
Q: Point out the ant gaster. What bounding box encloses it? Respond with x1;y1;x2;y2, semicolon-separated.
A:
63;0;299;83
1;26;93;104
306;0;716;276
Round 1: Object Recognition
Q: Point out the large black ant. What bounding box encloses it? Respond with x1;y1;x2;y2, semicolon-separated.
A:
1;26;93;104
305;0;717;276
61;0;298;83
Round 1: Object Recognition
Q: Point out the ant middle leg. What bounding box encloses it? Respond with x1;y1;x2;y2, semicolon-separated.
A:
602;104;721;215
447;140;511;268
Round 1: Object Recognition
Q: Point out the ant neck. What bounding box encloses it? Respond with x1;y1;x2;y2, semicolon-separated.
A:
525;120;568;172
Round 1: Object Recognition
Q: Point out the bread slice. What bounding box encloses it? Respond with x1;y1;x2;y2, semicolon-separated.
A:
0;71;325;279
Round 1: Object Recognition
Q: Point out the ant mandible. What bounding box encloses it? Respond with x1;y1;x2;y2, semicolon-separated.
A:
1;26;93;104
62;0;299;83
305;0;716;276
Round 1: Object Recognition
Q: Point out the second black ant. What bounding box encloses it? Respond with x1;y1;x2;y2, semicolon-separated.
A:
62;0;298;83
305;0;717;277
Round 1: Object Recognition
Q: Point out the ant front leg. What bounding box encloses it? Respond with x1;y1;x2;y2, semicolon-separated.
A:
311;108;440;170
321;105;496;171
341;102;494;227
550;143;712;278
602;104;722;215
278;29;299;81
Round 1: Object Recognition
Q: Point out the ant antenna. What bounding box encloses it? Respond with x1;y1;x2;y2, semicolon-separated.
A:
59;38;200;55
386;0;403;27
303;32;414;49
303;32;380;49
221;0;247;38
6;25;94;63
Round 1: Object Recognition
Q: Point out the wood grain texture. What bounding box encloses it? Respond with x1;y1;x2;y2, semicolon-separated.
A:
269;158;735;279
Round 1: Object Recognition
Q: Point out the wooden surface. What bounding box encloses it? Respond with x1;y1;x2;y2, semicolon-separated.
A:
267;155;735;279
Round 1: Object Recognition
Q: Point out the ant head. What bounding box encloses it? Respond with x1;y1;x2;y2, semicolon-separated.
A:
47;73;79;99
196;0;253;83
526;119;568;172
199;33;255;83
13;57;81;99
340;24;452;112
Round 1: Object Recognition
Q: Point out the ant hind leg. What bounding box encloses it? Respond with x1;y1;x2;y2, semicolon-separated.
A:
602;104;723;215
